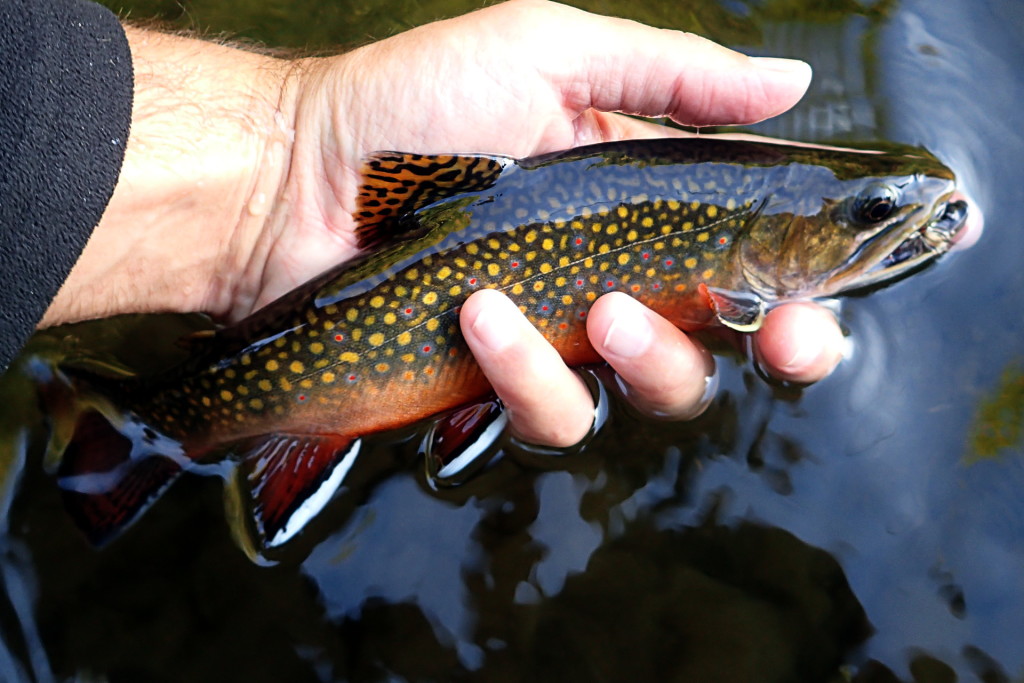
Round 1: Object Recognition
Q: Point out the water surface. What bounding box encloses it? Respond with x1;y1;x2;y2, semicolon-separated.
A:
1;0;1022;680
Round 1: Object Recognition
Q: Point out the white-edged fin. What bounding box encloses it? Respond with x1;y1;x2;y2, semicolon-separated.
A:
267;440;361;548
423;399;507;488
237;433;362;549
701;284;766;332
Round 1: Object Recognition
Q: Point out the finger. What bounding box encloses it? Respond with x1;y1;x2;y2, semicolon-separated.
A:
460;288;595;447
510;1;812;126
587;292;716;419
752;302;844;384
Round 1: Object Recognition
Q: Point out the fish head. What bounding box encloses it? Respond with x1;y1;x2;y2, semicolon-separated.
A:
737;144;968;302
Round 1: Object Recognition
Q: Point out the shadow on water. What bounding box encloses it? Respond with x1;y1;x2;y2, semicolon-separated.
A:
0;0;1021;680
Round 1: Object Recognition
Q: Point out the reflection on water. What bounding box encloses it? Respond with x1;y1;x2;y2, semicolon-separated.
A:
0;0;1021;680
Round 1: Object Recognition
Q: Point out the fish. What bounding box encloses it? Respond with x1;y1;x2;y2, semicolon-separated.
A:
54;137;968;553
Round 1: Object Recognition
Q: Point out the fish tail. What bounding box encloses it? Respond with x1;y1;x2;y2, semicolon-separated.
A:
55;365;189;546
57;409;186;546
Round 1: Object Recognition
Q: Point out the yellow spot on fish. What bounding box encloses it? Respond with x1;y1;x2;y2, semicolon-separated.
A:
368;332;385;347
426;318;440;332
702;268;715;279
395;285;408;297
258;379;272;392
290;360;304;374
340;351;359;363
249;398;264;410
224;369;236;379
279;377;292;391
300;379;313;390
533;281;545;292
697;232;709;242
617;253;630;266
524;230;537;244
310;342;324;354
405;268;420;281
511;283;524;295
707;205;718;219
449;285;462;297
598;244;610;254
322;372;335;384
397;331;412;345
265;360;279;372
684;257;698;269
487;263;500;277
370;295;385;308
423;291;438;305
617;205;629;219
437;266;452;280
324;304;338;315
384;312;397;324
376;362;390;373
401;353;415;363
542;238;554;250
346;309;358;322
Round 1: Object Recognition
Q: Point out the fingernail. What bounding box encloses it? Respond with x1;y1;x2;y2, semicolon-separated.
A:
750;56;812;76
602;306;653;359
470;296;523;353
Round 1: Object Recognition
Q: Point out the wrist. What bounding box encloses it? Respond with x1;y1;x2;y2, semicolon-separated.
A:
41;27;295;326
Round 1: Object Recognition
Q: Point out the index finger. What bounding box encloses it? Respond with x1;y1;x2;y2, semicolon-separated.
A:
483;0;813;127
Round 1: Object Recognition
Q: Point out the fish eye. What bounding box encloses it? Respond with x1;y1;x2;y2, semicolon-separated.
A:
851;184;900;224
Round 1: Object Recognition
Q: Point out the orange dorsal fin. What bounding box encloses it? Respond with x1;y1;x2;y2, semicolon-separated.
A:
236;433;362;549
355;152;511;250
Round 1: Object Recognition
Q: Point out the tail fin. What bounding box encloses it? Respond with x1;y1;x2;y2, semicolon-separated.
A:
57;410;185;545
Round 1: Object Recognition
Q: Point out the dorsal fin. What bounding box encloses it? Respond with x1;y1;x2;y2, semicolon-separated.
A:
355;152;511;250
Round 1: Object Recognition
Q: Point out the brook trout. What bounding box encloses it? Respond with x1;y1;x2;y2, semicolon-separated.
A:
58;138;968;550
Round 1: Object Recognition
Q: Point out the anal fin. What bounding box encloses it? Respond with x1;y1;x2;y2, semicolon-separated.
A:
237;433;361;549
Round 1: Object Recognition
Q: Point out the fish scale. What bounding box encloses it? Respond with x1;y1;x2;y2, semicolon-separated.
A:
57;137;967;553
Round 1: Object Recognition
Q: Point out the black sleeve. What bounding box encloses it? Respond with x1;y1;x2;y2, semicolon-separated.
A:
0;0;133;375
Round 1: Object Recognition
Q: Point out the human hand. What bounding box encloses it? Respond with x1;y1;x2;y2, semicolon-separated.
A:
272;0;834;446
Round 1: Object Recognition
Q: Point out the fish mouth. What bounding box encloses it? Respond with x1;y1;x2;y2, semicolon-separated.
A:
845;198;968;292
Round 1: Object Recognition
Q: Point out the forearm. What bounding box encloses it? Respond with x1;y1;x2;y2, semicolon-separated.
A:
41;26;296;327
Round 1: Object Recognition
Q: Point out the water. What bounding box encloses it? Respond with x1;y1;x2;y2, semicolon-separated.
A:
2;0;1023;680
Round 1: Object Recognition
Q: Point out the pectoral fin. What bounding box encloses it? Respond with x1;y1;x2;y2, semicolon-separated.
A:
700;284;766;332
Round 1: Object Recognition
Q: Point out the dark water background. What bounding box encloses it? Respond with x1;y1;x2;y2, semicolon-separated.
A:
0;0;1021;681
